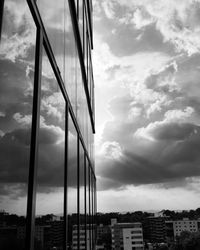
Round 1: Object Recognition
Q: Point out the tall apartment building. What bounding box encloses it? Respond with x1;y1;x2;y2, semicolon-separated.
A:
143;215;166;244
0;0;96;249
111;219;144;250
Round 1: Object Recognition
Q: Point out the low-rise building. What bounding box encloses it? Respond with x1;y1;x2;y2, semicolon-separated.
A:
166;218;199;238
111;219;144;250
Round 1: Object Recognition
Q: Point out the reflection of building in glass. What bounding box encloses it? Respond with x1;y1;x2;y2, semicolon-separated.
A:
72;224;96;250
96;224;111;250
0;0;96;249
111;219;144;250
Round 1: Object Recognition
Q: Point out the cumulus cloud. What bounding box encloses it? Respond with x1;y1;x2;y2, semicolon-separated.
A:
132;8;155;29
93;0;200;197
96;84;200;190
99;141;123;160
102;1;116;19
119;0;200;55
0;1;36;62
13;113;32;127
0;57;66;199
96;0;200;57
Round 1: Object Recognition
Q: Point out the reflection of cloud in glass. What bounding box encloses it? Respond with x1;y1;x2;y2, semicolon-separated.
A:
0;0;36;62
0;0;36;211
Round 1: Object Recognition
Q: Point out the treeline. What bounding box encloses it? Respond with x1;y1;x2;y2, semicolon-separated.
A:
96;208;200;225
163;208;200;220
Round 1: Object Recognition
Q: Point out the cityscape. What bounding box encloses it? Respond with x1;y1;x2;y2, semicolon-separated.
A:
1;0;200;250
1;208;200;249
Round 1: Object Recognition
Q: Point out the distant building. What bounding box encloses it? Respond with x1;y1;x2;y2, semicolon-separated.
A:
173;218;198;237
17;220;64;249
143;213;167;243
97;224;111;239
50;220;64;249
97;224;111;250
165;221;174;243
165;218;199;238
111;219;144;250
17;225;51;249
72;224;96;250
0;226;17;243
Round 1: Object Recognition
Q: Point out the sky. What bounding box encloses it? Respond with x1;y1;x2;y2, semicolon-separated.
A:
1;0;200;215
93;0;200;212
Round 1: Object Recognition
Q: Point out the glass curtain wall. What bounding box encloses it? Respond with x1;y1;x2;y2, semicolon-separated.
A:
0;0;36;249
0;0;96;249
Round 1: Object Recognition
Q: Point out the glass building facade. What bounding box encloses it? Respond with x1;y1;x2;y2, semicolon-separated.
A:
0;0;96;250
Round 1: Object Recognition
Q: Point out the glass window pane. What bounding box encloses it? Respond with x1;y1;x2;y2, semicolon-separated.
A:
34;49;65;250
68;115;78;250
64;1;77;116
79;0;83;49
37;0;65;79
77;60;87;143
0;0;36;249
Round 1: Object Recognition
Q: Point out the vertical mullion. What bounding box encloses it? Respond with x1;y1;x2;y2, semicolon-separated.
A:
84;154;87;250
26;27;43;250
76;0;79;19
64;102;69;250
94;177;97;247
83;0;85;59
91;174;94;250
77;136;80;250
88;166;91;250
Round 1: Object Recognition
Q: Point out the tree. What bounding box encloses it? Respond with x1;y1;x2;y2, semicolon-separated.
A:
170;231;200;250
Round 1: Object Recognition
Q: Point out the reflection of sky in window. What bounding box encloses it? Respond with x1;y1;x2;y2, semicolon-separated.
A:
1;0;36;63
0;0;92;216
0;0;36;215
35;49;65;219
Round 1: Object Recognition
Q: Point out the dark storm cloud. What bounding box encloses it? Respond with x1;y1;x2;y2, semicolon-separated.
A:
97;131;200;190
96;79;200;191
0;125;78;194
39;127;62;144
0;57;77;198
0;129;31;183
149;122;198;141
